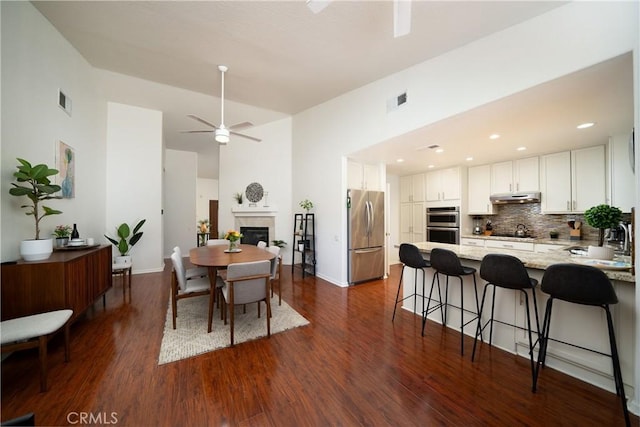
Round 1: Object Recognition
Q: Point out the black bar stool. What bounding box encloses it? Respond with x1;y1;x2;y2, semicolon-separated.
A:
471;254;541;391
534;263;630;427
392;244;431;321
422;248;480;355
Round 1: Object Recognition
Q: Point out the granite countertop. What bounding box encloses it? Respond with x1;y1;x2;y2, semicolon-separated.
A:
461;233;599;247
410;241;635;283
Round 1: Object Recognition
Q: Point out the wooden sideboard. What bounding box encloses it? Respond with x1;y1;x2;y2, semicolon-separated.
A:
1;245;112;322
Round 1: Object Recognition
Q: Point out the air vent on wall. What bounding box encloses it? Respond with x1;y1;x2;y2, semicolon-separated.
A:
58;89;72;116
386;91;407;112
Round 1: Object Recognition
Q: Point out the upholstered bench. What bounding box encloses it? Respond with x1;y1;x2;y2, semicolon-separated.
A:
0;309;73;392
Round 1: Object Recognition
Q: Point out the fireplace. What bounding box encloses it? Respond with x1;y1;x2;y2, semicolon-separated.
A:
241;227;269;246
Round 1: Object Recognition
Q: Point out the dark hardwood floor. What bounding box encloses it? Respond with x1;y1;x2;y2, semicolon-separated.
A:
2;261;637;426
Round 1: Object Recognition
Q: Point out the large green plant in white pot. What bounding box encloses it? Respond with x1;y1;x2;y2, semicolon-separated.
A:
9;158;62;261
584;204;622;260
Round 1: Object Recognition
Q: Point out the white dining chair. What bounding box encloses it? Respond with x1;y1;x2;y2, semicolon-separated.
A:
173;246;207;279
207;239;229;246
169;251;214;332
257;240;267;249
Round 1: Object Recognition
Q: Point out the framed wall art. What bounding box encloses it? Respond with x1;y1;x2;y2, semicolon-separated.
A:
57;141;75;198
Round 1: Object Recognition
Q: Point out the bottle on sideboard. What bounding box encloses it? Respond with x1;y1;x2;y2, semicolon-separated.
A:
71;224;79;239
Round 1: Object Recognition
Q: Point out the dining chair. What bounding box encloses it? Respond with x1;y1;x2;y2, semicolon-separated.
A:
266;245;282;305
172;246;207;280
219;260;272;346
169;252;214;332
257;240;267;248
207;239;229;246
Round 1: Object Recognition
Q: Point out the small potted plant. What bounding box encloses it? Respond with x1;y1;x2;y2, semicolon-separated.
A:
53;225;72;247
104;219;146;265
272;239;287;249
233;192;243;205
300;199;313;212
584;204;622;259
9;158;62;260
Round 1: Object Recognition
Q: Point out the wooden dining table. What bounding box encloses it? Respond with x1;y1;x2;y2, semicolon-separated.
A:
189;244;276;332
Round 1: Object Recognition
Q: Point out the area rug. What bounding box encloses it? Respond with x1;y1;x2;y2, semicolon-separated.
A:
158;295;309;365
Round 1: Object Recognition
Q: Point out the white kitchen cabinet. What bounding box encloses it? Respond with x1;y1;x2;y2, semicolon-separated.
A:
400;173;425;203
348;160;381;191
460;237;485;247
491;157;539;194
484;240;534;252
540;145;605;213
467;165;494;214
426;167;460;202
400;202;425;243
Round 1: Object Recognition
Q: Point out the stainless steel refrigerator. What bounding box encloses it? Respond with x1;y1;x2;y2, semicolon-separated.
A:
347;189;385;284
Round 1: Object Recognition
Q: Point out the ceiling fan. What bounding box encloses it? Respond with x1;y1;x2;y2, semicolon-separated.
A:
306;0;411;38
183;65;261;144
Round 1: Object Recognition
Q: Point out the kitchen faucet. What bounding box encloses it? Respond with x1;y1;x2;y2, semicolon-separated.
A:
619;221;632;256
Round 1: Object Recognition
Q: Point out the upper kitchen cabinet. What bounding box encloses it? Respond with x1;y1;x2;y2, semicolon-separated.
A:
348;159;382;191
468;165;494;215
609;133;635;213
400;173;425;203
490;157;539;194
540;145;605;213
426;167;461;204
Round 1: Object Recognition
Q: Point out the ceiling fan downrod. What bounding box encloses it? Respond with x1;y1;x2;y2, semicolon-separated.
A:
215;65;230;144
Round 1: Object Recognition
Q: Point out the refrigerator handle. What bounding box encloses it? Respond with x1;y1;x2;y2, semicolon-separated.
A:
369;200;375;235
366;201;372;236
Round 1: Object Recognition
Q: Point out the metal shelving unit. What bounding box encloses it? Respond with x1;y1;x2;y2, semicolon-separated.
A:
292;213;316;277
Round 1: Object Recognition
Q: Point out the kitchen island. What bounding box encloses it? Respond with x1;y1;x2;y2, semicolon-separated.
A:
399;241;635;409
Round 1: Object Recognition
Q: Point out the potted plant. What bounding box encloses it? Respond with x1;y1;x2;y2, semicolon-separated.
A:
272;239;287;249
299;199;313;212
584;204;622;259
9;158;62;261
233;192;243;205
53;224;72;247
104;219;146;265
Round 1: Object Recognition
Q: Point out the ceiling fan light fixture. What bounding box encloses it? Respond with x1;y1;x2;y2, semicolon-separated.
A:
215;127;230;144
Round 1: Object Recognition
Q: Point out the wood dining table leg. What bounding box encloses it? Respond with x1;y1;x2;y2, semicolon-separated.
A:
207;266;218;333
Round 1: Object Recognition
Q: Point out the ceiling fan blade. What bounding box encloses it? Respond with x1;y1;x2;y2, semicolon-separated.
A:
180;130;214;134
230;131;261;143
394;0;411;38
187;114;218;129
229;121;254;131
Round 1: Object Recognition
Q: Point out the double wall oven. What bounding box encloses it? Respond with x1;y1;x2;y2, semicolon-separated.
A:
426;206;460;244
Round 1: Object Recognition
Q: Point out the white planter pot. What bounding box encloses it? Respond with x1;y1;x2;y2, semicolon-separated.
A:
587;245;615;260
115;255;132;266
20;238;53;261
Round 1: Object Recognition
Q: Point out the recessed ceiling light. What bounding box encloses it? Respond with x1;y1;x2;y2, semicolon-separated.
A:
516;146;527;151
396;158;404;163
466;157;473;161
428;164;435;169
577;122;595;129
435;148;444;154
489;134;501;140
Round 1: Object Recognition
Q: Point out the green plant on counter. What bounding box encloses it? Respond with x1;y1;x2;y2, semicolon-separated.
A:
584;204;622;246
9;158;62;240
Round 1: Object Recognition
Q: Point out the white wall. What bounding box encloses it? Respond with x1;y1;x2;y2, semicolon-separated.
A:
219;117;293;263
164;149;199;257
105;102;163;273
1;2;106;260
292;1;639;286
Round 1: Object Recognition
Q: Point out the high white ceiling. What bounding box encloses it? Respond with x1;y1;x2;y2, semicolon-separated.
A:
32;1;633;178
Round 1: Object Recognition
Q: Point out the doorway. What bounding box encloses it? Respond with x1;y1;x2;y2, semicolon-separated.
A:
209;200;219;238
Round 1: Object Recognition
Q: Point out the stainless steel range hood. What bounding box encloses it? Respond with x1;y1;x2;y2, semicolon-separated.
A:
490;192;541;204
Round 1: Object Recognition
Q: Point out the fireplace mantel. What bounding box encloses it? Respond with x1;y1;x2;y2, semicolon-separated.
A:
231;206;278;217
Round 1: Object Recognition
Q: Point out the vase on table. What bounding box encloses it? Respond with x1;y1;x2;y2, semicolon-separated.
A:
228;239;239;252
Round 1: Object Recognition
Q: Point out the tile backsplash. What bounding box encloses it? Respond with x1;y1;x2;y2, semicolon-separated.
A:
473;203;631;241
